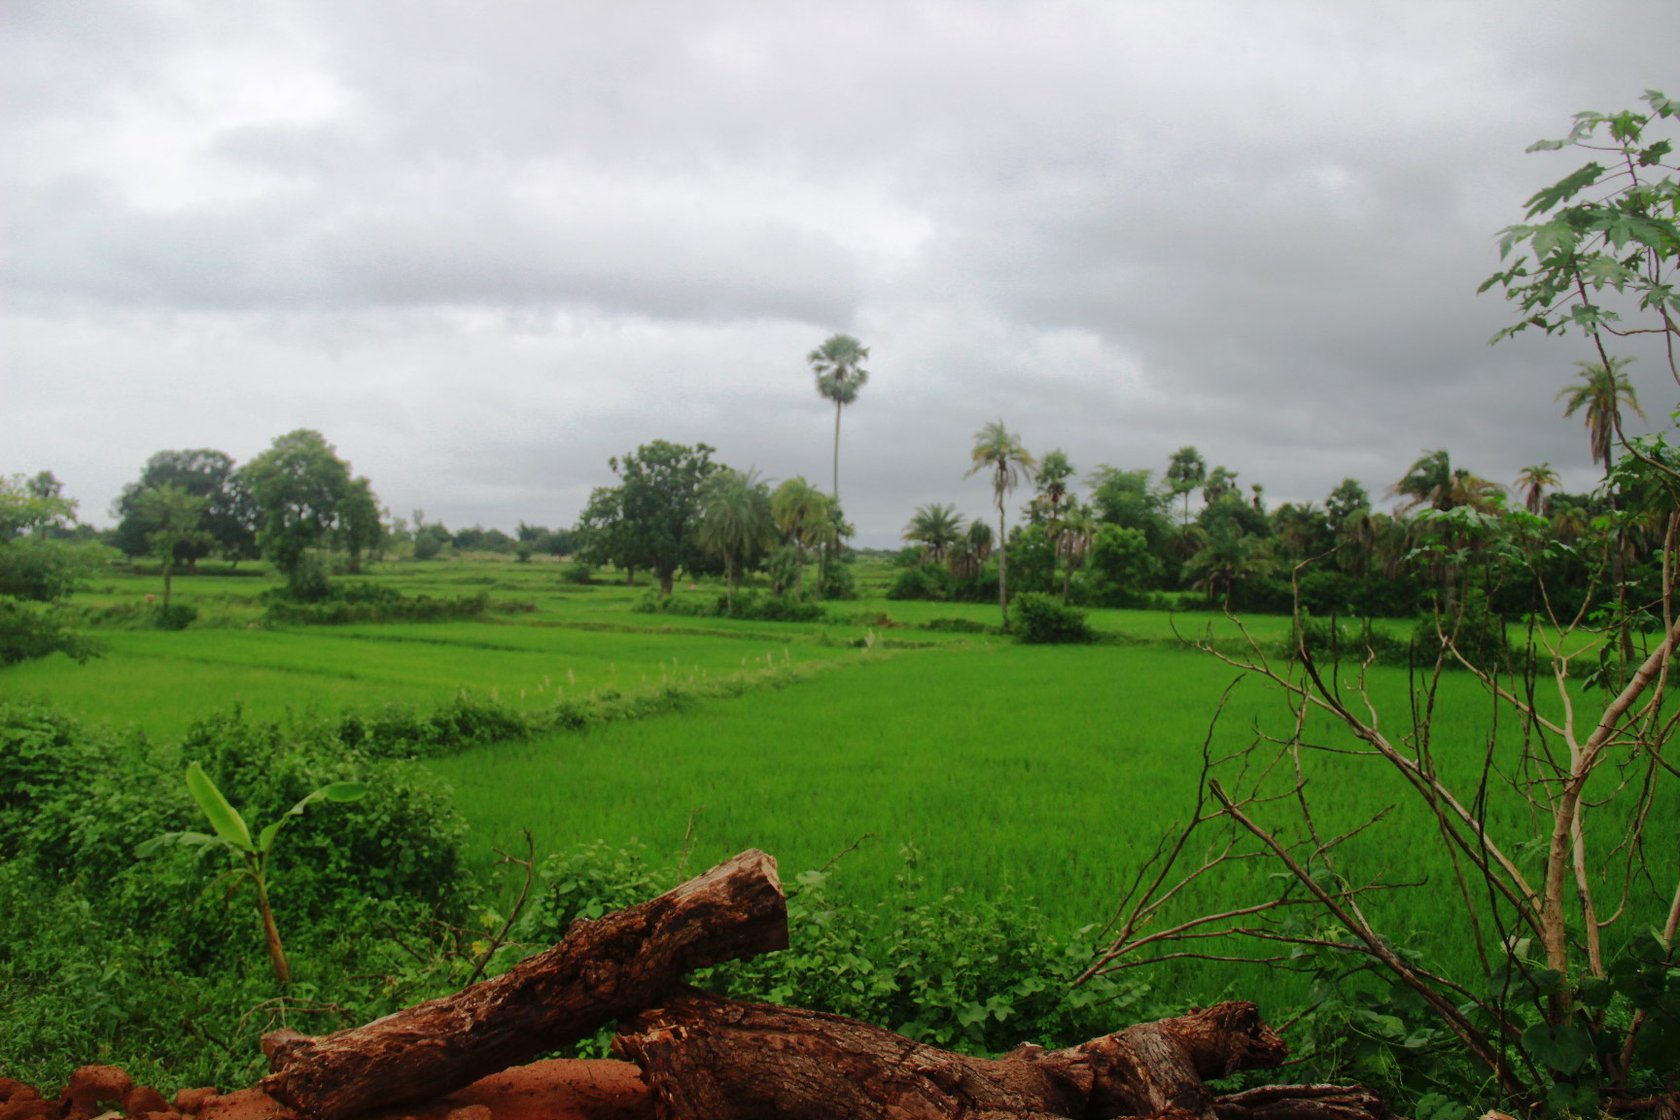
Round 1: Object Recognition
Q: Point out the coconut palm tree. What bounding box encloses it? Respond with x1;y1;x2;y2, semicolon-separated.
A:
1558;357;1645;478
807;333;870;501
699;468;775;605
1559;357;1646;673
903;502;964;566
966;420;1037;627
1514;463;1561;515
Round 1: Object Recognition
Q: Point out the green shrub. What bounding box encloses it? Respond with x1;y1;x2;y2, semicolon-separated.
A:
562;561;594;584
1010;592;1093;644
150;602;198;630
922;617;993;634
1290;617;1410;668
887;565;953;601
263;582;488;624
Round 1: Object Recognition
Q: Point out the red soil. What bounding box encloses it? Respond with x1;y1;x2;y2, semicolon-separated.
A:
2;1060;654;1120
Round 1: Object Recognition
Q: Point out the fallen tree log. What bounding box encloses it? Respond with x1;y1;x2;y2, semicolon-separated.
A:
614;989;1386;1120
262;849;786;1120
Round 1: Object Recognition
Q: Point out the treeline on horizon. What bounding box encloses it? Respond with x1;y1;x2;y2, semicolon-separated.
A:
2;369;1656;631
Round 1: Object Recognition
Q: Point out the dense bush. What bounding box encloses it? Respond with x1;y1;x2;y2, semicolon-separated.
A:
339;693;535;760
1289;617;1411;668
263;581;489;624
1010;592;1093;644
0;700;477;1090
886;565;954;601
632;589;827;622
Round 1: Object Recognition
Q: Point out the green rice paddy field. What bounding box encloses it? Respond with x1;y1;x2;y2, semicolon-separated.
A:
7;556;1665;1011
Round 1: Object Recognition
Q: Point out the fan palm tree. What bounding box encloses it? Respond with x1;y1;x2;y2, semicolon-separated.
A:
807;334;870;501
966;420;1037;627
903;503;964;566
1514;463;1561;515
1558;357;1645;478
698;468;775;605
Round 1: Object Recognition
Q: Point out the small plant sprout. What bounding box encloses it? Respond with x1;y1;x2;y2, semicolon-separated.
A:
138;761;367;986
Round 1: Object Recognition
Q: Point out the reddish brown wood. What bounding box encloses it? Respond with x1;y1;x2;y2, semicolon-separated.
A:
613;990;1301;1120
262;849;786;1120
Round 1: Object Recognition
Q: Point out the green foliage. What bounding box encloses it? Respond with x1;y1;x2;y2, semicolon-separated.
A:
1;475;102;665
1482;89;1679;346
575;440;718;595
0;699;474;1088
632;588;827;622
887;564;955;601
1009;592;1093;644
149;602;199;630
713;851;1151;1055
112;449;257;564
338;694;535;760
238;430;380;591
262;582;489;624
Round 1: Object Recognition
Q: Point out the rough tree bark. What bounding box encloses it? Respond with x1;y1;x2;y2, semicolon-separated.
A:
262;850;787;1120
614;989;1379;1120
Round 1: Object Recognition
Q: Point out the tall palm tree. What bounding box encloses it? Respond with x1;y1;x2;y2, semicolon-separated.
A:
1558;357;1645;478
698;468;775;605
1514;463;1561;515
1559;357;1646;673
1165;446;1207;527
903;502;964;566
807;334;870;501
966;420;1037;627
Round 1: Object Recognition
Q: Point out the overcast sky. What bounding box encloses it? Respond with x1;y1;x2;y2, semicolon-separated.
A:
4;1;1677;546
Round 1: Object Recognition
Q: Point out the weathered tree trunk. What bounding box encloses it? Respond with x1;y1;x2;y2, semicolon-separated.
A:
614;989;1358;1120
262;850;786;1120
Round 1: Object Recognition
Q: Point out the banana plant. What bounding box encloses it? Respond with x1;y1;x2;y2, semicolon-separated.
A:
139;762;367;986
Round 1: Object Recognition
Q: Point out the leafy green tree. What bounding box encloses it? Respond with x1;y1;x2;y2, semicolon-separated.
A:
808;333;870;501
1087;468;1174;552
903;502;964;567
574;487;630;580
698;467;775;602
237;431;362;592
1325;478;1370;527
966;420;1037;627
113;449;256;564
603;440;718;596
1165;446;1207;526
136;485;210;609
338;476;385;573
1084;524;1158;606
0;475;99;665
